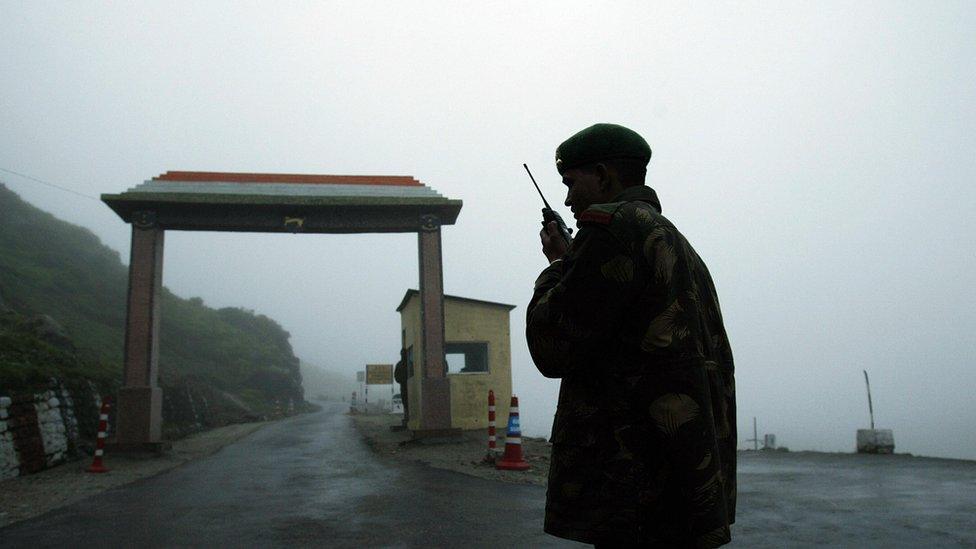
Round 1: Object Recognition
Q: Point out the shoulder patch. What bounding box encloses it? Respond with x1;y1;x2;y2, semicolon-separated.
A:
578;210;613;225
579;201;624;225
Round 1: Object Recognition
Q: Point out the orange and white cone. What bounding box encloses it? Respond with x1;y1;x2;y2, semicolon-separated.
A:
86;397;110;473
495;395;530;471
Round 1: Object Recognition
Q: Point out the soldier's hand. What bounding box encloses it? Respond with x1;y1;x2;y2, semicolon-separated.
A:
540;221;568;264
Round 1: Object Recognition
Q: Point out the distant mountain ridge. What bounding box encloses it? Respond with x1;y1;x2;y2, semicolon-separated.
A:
0;183;304;436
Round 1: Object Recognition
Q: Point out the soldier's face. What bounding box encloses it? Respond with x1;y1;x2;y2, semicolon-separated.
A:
562;167;604;223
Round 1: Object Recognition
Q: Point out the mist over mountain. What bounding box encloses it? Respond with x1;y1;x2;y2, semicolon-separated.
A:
0;183;306;435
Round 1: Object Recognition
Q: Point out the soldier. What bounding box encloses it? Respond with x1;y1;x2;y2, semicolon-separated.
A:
394;347;409;425
527;123;737;547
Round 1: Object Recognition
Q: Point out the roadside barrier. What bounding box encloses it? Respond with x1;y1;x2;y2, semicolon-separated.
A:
495;395;530;471
86;397;111;473
483;390;497;463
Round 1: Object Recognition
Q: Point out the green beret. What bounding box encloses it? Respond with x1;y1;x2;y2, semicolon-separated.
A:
555;123;652;174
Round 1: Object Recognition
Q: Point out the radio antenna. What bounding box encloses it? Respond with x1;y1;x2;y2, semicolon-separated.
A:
523;163;553;210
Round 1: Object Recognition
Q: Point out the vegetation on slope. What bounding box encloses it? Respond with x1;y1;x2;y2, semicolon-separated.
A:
0;183;303;432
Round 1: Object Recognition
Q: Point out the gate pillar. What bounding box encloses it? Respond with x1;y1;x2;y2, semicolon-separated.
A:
117;218;164;445
417;216;453;433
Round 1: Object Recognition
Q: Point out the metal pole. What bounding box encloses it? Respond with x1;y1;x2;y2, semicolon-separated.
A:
863;370;875;430
744;416;759;450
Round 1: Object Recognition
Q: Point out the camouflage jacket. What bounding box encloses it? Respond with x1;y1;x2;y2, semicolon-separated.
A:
527;185;736;547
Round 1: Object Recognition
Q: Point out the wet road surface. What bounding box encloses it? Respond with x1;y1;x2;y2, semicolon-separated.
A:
731;450;976;547
1;403;582;547
2;403;974;547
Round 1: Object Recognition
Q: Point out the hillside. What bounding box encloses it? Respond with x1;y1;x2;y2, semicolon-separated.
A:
0;183;304;435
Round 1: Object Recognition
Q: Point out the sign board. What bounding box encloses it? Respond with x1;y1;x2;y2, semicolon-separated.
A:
365;364;393;385
356;371;365;383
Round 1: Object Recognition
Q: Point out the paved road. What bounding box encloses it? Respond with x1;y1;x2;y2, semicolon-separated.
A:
3;403;974;547
1;403;582;548
731;450;976;547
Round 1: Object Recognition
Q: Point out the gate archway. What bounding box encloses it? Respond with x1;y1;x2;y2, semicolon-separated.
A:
102;171;462;446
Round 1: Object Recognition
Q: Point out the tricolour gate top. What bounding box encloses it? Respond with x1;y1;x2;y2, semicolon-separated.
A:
103;171;461;232
102;171;462;447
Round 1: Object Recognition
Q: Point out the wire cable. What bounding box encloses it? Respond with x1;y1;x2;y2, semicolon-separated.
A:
0;167;101;201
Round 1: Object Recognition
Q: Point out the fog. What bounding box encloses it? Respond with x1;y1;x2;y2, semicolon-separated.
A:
2;2;974;459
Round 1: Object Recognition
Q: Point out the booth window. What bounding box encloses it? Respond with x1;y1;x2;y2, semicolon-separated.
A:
445;342;489;374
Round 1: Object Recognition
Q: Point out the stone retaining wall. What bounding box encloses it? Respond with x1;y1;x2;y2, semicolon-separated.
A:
0;383;88;481
1;378;295;480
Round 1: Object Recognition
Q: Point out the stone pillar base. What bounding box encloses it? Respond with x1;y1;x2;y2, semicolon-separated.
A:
419;378;452;431
410;428;464;443
116;386;162;444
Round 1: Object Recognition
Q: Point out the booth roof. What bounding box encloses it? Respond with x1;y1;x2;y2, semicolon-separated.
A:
396;289;517;313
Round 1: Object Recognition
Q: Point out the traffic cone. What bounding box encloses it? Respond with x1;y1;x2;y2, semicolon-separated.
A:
86;397;111;473
495;395;530;471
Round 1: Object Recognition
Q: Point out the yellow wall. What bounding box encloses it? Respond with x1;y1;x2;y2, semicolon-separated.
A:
400;293;513;431
444;299;512;429
400;297;424;432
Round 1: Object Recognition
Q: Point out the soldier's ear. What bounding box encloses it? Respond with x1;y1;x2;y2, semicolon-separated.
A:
594;163;612;191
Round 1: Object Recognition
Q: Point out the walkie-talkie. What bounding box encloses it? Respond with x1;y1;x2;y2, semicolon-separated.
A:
523;163;573;246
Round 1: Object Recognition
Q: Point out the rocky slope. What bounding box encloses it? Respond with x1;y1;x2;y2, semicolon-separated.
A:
0;183;307;475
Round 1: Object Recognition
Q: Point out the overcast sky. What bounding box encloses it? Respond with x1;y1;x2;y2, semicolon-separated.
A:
2;2;974;459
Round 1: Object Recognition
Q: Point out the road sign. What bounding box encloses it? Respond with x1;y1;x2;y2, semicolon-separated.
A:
356;371;365;383
365;364;393;385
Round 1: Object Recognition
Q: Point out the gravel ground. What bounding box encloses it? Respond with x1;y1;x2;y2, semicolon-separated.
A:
349;412;552;486
0;421;269;529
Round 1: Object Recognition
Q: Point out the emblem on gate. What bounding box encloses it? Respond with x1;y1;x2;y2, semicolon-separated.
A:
284;217;305;232
420;214;440;231
132;210;157;229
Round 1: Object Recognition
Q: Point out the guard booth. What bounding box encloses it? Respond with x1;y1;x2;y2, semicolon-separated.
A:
396;290;515;432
